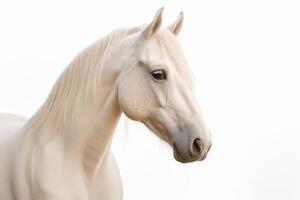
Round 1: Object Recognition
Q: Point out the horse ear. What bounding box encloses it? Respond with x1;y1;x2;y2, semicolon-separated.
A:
168;11;184;36
143;7;164;39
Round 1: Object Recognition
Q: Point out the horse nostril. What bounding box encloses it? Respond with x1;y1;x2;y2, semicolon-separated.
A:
191;138;202;156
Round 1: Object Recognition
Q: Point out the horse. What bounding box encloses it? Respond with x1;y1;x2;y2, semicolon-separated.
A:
0;8;212;200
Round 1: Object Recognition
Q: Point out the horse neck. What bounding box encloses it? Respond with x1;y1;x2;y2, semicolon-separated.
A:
24;38;124;178
62;62;123;178
61;45;125;178
50;69;122;179
77;86;121;178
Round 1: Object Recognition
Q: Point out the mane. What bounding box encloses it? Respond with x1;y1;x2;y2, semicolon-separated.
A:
23;26;141;136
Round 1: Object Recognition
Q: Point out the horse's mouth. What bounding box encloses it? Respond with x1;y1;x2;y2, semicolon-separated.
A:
172;143;207;163
173;143;188;163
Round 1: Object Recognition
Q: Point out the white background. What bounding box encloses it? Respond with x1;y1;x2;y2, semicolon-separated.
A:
0;1;300;200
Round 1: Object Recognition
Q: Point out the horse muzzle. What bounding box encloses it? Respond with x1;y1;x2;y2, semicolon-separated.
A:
172;135;212;163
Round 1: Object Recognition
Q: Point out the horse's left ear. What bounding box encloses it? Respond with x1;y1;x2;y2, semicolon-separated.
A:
143;7;164;39
168;11;184;36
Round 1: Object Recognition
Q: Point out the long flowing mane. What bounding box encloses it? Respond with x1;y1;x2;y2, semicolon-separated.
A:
23;27;141;137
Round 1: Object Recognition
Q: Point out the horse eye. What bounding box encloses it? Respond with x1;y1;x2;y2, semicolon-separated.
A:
151;69;167;80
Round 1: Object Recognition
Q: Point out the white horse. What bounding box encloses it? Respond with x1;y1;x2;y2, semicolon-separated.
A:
0;8;212;200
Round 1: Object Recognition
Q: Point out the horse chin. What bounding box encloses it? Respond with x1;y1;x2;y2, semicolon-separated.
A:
172;144;201;163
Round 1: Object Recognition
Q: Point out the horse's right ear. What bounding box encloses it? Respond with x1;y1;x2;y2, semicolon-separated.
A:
142;7;164;39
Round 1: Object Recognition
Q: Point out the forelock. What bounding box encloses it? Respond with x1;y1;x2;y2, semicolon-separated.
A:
154;29;193;87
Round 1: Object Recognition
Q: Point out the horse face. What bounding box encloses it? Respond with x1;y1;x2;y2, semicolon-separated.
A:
117;8;212;163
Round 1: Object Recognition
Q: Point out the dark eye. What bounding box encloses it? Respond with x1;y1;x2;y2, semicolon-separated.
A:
151;69;167;80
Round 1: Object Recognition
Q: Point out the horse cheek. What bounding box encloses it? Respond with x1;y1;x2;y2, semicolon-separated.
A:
117;79;152;121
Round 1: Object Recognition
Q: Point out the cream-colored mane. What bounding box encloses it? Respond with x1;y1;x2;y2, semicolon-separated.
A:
24;27;141;135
